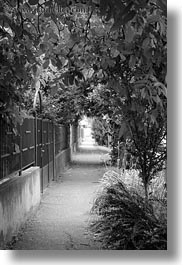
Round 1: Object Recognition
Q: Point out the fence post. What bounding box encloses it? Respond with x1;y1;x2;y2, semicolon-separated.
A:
53;122;55;181
41;118;43;193
70;125;72;156
19;123;22;176
34;116;37;166
47;121;50;184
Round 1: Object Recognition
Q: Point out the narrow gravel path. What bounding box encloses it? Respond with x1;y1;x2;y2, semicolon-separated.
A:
8;145;109;250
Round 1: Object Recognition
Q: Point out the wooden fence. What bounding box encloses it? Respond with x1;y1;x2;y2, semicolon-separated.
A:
0;117;70;190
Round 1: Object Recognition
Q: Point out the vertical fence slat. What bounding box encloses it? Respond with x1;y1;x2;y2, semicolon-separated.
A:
53;122;55;181
34;116;37;166
41;118;43;193
47;121;50;184
0;117;72;186
19;123;22;176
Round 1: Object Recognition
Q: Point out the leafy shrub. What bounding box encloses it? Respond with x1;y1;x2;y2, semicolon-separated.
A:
90;170;167;250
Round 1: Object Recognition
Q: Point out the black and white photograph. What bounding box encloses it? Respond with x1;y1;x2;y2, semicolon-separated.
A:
0;0;177;260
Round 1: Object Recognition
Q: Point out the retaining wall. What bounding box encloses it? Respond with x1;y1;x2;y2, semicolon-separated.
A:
0;167;41;249
0;147;72;248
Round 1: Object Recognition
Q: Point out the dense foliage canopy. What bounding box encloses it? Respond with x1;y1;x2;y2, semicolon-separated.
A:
0;0;167;197
0;0;166;120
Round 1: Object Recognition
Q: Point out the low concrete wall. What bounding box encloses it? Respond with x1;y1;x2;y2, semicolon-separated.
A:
0;167;41;249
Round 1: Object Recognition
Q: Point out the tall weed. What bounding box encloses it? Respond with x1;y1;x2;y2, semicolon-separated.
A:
90;170;167;250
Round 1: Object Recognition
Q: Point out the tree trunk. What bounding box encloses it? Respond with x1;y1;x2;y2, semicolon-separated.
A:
144;182;148;206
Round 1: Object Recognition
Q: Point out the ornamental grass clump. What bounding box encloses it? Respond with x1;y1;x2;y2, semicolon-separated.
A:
90;170;167;250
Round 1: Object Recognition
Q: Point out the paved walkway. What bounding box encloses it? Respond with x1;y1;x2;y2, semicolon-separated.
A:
8;144;109;250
